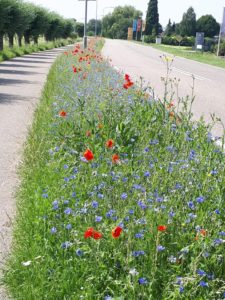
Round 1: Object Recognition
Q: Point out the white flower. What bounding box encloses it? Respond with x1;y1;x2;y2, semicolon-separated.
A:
21;260;32;266
129;268;139;276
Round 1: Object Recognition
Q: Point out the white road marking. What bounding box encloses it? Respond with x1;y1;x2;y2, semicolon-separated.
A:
172;67;211;81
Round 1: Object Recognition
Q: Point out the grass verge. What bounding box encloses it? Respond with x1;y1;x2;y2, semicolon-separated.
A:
146;43;225;69
3;39;225;299
0;39;77;62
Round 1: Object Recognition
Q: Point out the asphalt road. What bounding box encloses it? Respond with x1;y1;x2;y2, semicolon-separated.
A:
102;39;225;137
0;46;70;299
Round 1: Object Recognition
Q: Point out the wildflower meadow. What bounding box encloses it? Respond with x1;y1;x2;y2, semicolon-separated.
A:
4;39;225;299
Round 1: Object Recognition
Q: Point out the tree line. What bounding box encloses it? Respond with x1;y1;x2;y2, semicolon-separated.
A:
0;0;76;51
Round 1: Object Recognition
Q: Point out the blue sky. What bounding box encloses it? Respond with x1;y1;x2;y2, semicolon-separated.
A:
28;0;225;26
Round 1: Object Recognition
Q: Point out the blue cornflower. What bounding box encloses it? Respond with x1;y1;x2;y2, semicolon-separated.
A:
106;209;115;218
64;207;72;215
63;164;69;169
214;238;223;246
76;249;83;257
129;209;134;214
137;201;147;210
179;286;184;293
157;245;165;251
144;147;150;152
138;277;148;285
187;201;195;209
95;216;102;222
189;149;196;160
92;201;99;208
65;224;72;230
215;209;220;214
63;200;69;205
210;170;218;175
121;193;128;200
219;231;225;236
169;211;175;218
52;200;59;210
122;177;128;182
197;269;206;276
97;193;104;199
149;139;159;145
50;227;57;234
133;184;142;190
135;232;144;239
196;196;205;203
104;295;112;300
144;171;150;177
61;241;72;249
132;250;145;257
199;281;208;287
42;193;48;198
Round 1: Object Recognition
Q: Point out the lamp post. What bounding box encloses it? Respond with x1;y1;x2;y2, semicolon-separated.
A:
101;7;114;37
78;0;96;48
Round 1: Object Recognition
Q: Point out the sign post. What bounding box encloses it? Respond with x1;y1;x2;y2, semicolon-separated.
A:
195;32;204;51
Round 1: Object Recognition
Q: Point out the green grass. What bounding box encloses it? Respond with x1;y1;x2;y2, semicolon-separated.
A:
145;43;225;69
3;40;225;299
0;39;77;62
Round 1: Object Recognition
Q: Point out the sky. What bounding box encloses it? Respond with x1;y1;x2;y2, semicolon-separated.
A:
27;0;225;27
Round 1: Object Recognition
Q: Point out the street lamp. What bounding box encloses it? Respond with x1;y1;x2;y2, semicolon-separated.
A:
78;0;96;48
101;7;114;37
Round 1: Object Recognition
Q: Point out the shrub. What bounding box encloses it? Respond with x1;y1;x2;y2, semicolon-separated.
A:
144;35;155;43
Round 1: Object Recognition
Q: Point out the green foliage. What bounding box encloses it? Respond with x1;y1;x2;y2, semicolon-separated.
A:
196;15;220;38
179;7;196;37
102;6;142;39
87;19;102;36
0;0;76;49
164;19;173;36
144;35;156;43
75;22;84;37
145;0;159;36
0;39;75;62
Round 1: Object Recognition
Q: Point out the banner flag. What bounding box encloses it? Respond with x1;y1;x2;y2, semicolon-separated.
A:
221;7;225;36
137;19;142;32
142;21;146;32
133;19;137;32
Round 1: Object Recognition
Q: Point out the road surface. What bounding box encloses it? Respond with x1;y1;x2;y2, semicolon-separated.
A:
102;39;225;137
0;46;70;299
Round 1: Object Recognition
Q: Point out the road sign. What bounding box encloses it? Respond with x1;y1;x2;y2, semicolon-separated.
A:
133;19;137;32
221;7;225;36
195;32;204;50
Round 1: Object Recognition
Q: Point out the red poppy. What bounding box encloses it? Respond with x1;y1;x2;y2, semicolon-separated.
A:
126;80;134;87
157;225;167;232
73;67;77;73
112;154;120;164
84;227;94;238
112;226;122;238
59;110;67;117
84;149;94;161
123;83;129;89
93;231;103;240
105;139;114;148
125;74;130;81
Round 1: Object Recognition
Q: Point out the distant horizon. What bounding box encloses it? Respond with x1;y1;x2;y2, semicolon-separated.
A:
27;0;225;27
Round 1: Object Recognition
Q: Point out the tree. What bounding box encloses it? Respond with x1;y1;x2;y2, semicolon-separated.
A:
179;7;196;36
102;6;142;39
164;19;173;36
16;2;35;47
145;0;159;36
45;12;64;41
87;19;102;36
24;5;50;44
196;15;220;37
75;22;84;37
0;0;11;50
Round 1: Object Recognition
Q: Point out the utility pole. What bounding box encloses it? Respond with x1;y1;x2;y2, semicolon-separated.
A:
95;0;98;37
78;0;96;49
